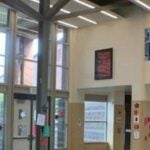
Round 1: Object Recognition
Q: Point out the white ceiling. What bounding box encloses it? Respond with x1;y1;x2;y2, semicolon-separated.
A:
16;0;150;30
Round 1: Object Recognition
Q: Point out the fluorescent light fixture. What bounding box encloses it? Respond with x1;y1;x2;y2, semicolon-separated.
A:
57;21;78;29
50;4;53;8
30;0;39;3
17;16;38;24
73;0;95;9
50;4;71;14
60;8;71;14
100;10;118;19
17;26;38;33
31;0;71;14
130;0;150;10
78;16;97;24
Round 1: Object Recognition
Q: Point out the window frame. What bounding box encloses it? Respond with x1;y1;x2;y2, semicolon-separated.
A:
0;92;6;150
15;35;38;86
54;97;68;150
0;31;7;84
56;26;70;92
84;100;108;143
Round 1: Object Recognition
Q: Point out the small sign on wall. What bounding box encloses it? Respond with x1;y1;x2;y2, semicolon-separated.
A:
36;114;46;126
133;116;140;124
133;130;140;140
133;102;140;140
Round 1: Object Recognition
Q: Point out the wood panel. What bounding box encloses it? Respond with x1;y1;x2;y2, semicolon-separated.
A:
131;101;150;150
68;103;109;150
113;105;125;150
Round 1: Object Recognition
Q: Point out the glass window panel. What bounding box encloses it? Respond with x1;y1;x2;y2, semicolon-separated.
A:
57;28;68;43
56;67;69;91
0;33;6;55
0;6;8;25
48;43;51;65
16;36;38;61
48;66;51;90
15;59;22;85
0;56;5;66
54;124;67;149
57;28;64;43
84;102;107;122
0;93;4;123
24;38;38;61
15;36;24;57
54;98;67;149
0;93;4;150
23;61;37;86
0;67;4;83
56;44;69;67
56;44;63;66
55;98;67;124
13;100;31;137
84;122;106;143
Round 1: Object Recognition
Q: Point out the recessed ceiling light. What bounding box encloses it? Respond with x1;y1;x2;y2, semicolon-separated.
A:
100;10;118;19
129;0;150;10
73;0;95;9
57;21;78;29
78;16;97;24
31;0;71;14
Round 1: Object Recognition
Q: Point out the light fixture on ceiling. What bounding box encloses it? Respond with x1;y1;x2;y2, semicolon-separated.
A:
60;8;71;14
17;16;38;24
30;0;39;3
78;16;97;24
73;0;95;9
129;0;150;11
100;10;118;19
50;4;71;14
57;21;78;29
17;26;38;33
30;0;71;14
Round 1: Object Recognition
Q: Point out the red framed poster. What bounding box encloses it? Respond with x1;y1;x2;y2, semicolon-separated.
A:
95;48;113;80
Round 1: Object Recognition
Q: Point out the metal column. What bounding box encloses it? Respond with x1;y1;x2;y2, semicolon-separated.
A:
36;0;50;149
49;24;57;150
5;10;17;150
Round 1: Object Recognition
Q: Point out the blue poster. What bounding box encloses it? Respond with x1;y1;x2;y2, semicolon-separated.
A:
145;28;150;60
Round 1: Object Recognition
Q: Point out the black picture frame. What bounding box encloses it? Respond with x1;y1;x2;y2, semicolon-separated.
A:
95;48;113;80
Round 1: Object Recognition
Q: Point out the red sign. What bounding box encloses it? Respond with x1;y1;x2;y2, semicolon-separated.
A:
95;48;113;80
40;138;48;146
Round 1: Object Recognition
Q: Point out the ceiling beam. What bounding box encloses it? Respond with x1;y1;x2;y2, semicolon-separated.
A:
2;0;44;21
46;0;70;20
52;0;130;21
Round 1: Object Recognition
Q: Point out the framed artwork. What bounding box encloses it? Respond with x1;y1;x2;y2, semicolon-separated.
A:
95;48;113;80
145;28;150;60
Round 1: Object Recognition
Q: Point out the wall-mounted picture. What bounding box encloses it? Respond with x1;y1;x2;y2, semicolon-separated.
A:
145;28;150;60
95;48;113;80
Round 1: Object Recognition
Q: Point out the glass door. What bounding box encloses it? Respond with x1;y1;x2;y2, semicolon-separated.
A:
13;93;36;150
0;93;5;150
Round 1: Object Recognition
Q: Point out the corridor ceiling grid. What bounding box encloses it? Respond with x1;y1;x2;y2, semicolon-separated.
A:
4;0;150;31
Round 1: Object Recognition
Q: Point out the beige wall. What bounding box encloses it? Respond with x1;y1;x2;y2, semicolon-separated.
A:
69;7;150;150
70;8;150;100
